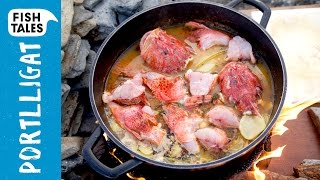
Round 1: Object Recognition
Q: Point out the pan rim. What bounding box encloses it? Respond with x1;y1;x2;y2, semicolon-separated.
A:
89;1;287;169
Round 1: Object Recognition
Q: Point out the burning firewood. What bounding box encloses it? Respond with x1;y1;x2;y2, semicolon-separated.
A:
229;170;297;180
293;159;320;180
229;159;320;180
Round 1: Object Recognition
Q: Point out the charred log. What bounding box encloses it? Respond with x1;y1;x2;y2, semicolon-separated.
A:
293;159;320;180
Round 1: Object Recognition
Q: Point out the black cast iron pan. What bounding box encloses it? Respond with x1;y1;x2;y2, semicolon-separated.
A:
83;0;287;178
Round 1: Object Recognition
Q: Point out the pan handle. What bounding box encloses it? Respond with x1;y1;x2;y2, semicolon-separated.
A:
82;127;143;179
226;0;271;28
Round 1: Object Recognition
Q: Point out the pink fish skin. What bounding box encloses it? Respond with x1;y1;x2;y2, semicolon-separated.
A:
143;72;186;102
185;69;218;96
108;102;166;146
140;28;193;73
184;95;213;108
195;127;229;152
226;36;256;64
218;62;261;115
207;105;240;128
162;104;202;154
102;73;147;105
186;21;230;50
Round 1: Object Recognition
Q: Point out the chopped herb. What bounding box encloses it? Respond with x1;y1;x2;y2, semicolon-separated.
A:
175;103;184;108
158;110;165;115
212;93;220;101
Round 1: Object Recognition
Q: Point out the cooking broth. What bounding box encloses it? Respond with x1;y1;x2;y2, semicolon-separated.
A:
103;25;274;165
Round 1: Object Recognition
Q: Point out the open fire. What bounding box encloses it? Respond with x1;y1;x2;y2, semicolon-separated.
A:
253;146;286;180
252;98;320;180
109;148;145;180
107;99;320;180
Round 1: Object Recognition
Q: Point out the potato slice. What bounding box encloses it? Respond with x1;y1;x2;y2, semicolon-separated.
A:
199;121;210;129
239;115;266;140
169;143;182;158
196;62;216;73
225;133;249;153
121;133;138;151
138;141;153;156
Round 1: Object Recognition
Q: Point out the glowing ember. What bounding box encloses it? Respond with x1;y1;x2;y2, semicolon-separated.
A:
109;148;146;180
253;146;286;180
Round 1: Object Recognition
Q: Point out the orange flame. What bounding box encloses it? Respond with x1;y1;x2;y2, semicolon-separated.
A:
109;148;123;163
253;146;286;180
109;148;146;180
272;98;320;136
253;98;320;179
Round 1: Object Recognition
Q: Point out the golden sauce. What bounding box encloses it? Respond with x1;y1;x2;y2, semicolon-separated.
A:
104;25;274;165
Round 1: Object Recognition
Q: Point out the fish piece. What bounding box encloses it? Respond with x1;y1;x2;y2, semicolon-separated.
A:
185;69;218;96
226;36;256;64
195;127;229;152
183;69;217;107
142;105;155;115
102;73;146;105
186;21;230;50
162;104;202;154
140;28;193;73
143;72;186;102
207;105;240;128
218;62;262;115
184;95;212;108
108;102;166;145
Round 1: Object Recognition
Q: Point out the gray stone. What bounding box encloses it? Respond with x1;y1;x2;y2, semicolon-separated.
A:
61;83;71;104
294;159;320;179
78;112;98;135
142;0;160;9
61;137;84;159
61;50;65;61
62;91;79;136
269;0;298;6
110;0;143;16
142;0;183;9
74;0;84;5
66;39;90;78
61;155;83;174
301;159;320;166
74;50;96;89
202;0;230;4
62;34;81;78
83;0;102;10
72;5;93;26
86;50;96;68
65;171;83;180
61;0;74;47
68;104;84;136
91;0;118;41
117;14;129;24
73;18;97;37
